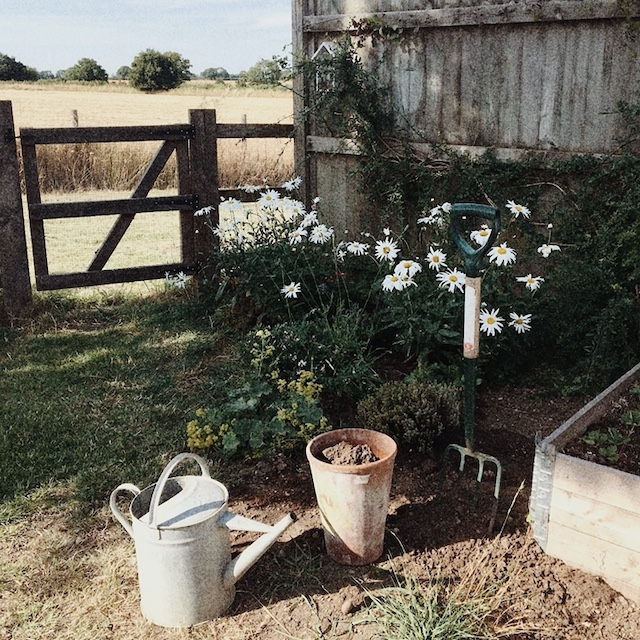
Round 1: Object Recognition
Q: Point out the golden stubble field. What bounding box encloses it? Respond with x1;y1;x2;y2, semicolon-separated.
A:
0;81;294;128
1;81;294;293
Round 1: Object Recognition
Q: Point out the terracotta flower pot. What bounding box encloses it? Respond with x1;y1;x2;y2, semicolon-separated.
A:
306;428;397;565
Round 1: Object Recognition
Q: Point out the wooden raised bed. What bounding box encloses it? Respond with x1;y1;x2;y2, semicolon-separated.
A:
529;362;640;604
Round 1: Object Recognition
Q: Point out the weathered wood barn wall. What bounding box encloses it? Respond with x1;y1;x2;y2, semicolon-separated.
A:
292;0;640;227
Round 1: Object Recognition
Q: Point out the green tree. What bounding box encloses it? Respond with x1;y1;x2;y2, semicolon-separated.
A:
129;49;191;92
201;67;229;80
115;65;131;80
65;58;108;82
0;53;38;81
239;56;288;86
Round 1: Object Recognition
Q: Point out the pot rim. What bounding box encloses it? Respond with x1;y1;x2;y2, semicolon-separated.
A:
306;428;397;472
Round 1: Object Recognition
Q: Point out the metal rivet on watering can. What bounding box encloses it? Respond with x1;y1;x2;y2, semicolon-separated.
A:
306;429;397;565
110;453;296;628
441;203;503;534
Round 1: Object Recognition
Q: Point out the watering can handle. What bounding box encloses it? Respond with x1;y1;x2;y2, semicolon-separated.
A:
110;483;141;538
147;452;211;529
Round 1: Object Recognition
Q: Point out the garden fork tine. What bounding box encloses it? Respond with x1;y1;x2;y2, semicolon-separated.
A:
440;204;503;535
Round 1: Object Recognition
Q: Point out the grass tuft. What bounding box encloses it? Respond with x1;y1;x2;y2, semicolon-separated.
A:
360;535;561;639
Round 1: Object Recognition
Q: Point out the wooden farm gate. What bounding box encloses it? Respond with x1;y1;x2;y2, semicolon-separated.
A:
0;103;292;315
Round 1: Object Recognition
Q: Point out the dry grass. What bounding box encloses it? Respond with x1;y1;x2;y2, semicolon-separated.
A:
3;80;294;193
29;138;293;192
1;80;293;128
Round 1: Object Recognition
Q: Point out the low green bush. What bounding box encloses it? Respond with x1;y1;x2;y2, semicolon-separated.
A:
356;380;460;453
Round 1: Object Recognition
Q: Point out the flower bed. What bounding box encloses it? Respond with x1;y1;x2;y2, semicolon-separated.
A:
529;362;640;604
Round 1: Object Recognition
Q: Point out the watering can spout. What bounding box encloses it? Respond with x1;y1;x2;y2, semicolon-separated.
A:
223;512;296;588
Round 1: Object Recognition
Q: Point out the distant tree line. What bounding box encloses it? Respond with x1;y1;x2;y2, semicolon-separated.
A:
0;50;290;91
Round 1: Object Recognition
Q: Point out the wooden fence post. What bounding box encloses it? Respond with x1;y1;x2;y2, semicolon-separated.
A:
0;101;32;318
189;109;219;269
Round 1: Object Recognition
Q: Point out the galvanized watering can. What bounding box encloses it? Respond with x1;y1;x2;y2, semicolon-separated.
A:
110;452;296;628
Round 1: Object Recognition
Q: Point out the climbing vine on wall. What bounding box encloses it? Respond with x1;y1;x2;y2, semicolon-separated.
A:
298;35;640;392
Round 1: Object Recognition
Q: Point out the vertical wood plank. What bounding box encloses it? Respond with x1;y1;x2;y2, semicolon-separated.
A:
0;101;32;317
20;138;47;278
189;109;219;267
176;138;195;266
292;0;310;206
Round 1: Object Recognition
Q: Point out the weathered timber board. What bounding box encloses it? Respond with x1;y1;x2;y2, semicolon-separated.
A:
546;522;640;604
550;455;640;552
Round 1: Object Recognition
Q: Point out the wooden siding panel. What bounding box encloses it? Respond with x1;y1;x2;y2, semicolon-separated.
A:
302;3;640;153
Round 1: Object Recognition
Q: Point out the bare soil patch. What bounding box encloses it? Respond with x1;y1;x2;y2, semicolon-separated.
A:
2;386;639;639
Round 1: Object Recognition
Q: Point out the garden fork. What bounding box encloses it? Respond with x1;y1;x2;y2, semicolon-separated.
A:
441;203;503;534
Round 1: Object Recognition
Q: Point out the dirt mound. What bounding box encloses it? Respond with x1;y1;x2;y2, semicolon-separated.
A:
322;442;379;465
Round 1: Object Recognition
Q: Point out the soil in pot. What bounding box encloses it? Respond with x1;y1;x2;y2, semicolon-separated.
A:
321;442;379;465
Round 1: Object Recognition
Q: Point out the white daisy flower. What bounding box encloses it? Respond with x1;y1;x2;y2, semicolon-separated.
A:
506;200;531;219
281;282;301;298
281;176;302;191
537;243;561;258
488;242;517;266
309;224;334;244
374;238;400;262
470;225;492;246
426;247;447;271
509;312;532;333
258;189;281;207
436;268;466;293
194;205;215;217
382;273;406;292
479;308;504;336
394;259;422;278
346;241;369;256
516;274;544;291
288;227;308;245
165;271;190;289
300;212;319;228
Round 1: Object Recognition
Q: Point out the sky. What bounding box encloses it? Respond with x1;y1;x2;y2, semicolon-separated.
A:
1;0;293;76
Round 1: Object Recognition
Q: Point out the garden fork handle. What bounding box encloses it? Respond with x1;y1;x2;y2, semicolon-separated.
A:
463;276;482;359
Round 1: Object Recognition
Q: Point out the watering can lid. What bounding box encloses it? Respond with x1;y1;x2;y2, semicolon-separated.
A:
140;475;229;529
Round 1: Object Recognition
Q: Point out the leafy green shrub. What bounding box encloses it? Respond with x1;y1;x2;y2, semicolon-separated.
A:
201;67;229;80
129;49;191;91
356;380;460;452
65;58;108;83
254;310;378;399
239;56;288;86
199;180;552;401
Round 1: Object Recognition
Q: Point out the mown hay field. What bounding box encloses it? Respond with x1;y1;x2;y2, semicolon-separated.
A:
0;80;294;128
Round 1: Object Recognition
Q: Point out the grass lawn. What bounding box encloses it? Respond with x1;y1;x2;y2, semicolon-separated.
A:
0;289;234;517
